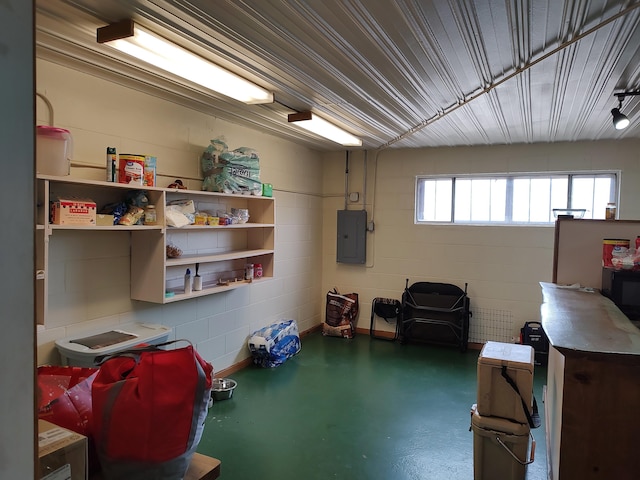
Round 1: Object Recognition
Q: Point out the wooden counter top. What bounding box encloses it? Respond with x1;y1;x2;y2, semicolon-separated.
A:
540;282;640;355
540;282;640;479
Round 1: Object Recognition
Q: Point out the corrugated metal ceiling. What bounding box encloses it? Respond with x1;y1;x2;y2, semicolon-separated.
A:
36;0;640;150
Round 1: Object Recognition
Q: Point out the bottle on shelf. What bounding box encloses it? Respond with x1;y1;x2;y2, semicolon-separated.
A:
144;205;157;225
106;147;117;182
606;202;617;220
193;263;202;291
244;264;254;280
184;268;192;294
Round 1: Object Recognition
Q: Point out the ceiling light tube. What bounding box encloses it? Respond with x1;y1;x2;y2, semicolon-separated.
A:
97;20;273;105
288;111;362;147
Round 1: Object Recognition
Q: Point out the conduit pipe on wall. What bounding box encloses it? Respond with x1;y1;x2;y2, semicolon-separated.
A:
344;150;349;210
362;150;367;212
36;92;54;126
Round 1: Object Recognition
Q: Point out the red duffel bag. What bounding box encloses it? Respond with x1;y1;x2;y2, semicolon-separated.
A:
38;365;98;436
91;340;213;480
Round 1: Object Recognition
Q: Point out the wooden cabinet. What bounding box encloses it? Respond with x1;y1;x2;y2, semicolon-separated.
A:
540;282;640;480
36;175;275;324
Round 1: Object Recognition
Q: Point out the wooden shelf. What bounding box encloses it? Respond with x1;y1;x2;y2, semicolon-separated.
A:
37;175;275;315
49;224;164;231
166;249;274;267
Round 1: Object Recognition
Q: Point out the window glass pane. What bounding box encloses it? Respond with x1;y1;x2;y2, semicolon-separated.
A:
454;179;471;221
530;177;551;222
593;176;613;219
470;179;491;221
512;178;531;222
417;178;452;221
490;179;506;221
571;177;595;218
550;177;569;212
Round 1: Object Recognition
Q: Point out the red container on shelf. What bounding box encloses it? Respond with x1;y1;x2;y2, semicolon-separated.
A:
254;264;263;278
602;239;630;267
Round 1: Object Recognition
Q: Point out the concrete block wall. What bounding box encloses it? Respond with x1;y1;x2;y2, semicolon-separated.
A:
36;59;324;371
321;142;640;342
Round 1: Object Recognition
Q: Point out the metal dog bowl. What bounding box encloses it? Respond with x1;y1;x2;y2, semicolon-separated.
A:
211;378;237;401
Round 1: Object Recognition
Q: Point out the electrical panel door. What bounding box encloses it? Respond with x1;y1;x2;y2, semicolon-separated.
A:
336;210;366;264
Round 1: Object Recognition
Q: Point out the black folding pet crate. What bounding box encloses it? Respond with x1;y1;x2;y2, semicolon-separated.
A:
400;279;471;351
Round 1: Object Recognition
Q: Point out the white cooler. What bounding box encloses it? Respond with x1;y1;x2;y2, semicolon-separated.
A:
471;404;534;480
477;341;534;424
55;323;171;367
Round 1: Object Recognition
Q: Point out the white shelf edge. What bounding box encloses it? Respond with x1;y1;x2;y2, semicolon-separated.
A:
163;277;270;303
38;175;275;201
166;249;274;266
49;224;164;231
167;223;274;230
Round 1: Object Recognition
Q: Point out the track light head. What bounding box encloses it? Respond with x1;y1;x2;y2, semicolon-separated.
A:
611;108;630;130
611;90;639;130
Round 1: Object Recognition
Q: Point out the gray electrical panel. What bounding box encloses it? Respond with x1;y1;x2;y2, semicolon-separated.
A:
337;210;367;264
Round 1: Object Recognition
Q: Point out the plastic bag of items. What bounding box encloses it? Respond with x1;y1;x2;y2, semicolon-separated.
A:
201;137;262;195
248;319;301;368
323;289;359;338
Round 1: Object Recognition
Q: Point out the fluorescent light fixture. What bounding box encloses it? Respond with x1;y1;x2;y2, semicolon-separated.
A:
97;20;273;104
288;111;362;146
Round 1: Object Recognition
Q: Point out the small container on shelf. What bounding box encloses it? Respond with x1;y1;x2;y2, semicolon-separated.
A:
244;264;254;280
184;268;192;294
144;205;157;225
254;263;263;278
606;202;617;220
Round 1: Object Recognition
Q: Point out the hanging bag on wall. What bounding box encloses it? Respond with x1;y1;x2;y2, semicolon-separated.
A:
323;288;359;338
91;340;213;480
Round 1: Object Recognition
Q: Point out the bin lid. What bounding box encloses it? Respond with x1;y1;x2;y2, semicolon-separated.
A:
470;404;530;435
37;125;71;139
478;341;534;372
55;323;171;359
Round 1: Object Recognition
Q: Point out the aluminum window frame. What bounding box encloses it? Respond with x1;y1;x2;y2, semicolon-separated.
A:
415;171;619;226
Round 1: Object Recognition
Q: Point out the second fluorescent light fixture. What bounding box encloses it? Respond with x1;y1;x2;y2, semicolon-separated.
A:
97;20;273;105
288;111;362;146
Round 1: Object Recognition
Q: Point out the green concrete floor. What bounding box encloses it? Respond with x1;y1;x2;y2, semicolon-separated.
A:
197;331;547;480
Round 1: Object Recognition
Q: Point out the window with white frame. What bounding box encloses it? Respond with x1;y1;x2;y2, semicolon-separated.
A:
415;172;618;225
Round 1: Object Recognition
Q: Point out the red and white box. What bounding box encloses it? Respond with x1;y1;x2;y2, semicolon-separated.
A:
51;198;97;225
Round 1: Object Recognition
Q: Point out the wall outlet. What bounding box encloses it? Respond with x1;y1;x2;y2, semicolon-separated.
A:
349;192;359;202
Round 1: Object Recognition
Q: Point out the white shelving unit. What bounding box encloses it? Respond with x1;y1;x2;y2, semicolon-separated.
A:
36;175;275;323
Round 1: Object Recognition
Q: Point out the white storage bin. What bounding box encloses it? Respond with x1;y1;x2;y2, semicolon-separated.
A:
471;404;533;480
477;341;534;424
36;125;72;176
55;323;171;367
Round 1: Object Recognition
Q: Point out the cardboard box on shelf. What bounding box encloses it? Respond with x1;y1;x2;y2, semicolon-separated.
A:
51;198;97;226
96;214;114;226
38;419;88;480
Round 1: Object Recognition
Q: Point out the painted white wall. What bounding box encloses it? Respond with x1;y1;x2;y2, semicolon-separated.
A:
0;1;35;478
321;141;640;341
36;59;324;371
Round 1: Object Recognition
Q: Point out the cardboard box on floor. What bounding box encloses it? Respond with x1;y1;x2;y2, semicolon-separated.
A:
38;419;88;480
